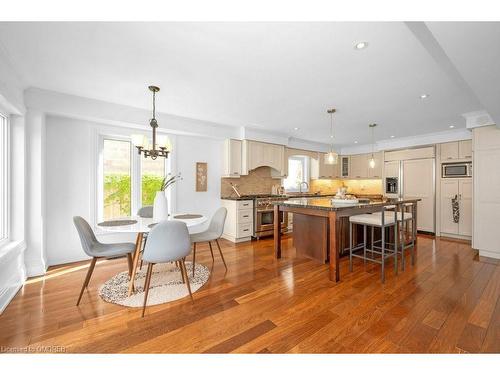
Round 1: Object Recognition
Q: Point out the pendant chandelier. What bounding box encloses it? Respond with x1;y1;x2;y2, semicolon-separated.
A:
131;86;171;160
368;123;377;168
325;108;338;165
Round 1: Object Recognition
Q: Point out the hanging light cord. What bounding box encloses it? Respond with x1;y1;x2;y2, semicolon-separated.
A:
152;90;156;120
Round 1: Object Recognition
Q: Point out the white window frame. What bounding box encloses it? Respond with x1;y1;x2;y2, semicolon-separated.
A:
0;112;10;246
284;155;310;193
96;133;170;224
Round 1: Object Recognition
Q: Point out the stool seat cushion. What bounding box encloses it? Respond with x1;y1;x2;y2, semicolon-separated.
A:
372;211;413;221
349;213;396;226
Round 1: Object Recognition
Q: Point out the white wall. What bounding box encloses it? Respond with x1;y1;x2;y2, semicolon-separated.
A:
0;52;27;313
44;115;224;266
174;135;223;220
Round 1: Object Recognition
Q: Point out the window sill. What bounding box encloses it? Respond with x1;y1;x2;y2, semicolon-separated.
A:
0;240;26;267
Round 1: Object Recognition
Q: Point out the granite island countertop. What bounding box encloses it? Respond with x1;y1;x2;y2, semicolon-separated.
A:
275;197;420;211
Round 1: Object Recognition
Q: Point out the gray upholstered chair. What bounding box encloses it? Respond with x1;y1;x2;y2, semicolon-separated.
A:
190;207;228;276
141;220;193;317
137;205;153;270
73;216;136;306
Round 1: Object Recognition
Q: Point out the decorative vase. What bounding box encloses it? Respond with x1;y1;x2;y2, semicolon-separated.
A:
153;190;169;222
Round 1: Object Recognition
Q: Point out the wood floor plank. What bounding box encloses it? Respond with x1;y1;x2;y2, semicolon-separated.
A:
0;235;498;353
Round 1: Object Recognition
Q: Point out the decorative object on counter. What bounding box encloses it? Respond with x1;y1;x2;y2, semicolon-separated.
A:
325;108;339;165
368;123;377;168
153;173;182;222
229;182;241;197
196;162;208;192
131;86;172;160
452;194;460;223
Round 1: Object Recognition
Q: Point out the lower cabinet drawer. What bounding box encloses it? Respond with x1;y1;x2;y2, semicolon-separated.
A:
237;209;253;224
237;223;253;238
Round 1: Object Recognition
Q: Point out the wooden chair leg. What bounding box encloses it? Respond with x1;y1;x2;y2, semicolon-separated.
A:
141;263;154;318
215;239;227;270
179;260;186;283
192;242;197;277
126;253;133;277
77;257;97;306
181;259;194;302
208;241;215;261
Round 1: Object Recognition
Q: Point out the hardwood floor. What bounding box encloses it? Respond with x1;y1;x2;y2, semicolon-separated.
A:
0;234;498;353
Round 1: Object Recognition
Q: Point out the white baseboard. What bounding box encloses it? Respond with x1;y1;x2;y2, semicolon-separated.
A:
0;282;23;314
479;249;500;260
221;234;252;243
25;260;47;277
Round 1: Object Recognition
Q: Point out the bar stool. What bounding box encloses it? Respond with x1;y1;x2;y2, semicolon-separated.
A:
372;202;416;271
349;208;398;283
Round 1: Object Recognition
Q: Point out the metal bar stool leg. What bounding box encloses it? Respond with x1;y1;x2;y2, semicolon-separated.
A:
349;221;353;272
363;224;367;264
381;218;385;283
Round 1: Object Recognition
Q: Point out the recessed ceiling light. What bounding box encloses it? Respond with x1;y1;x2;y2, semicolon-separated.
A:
420;94;430;99
293;127;300;130
449;125;455;129
354;140;358;144
390;135;395;138
330;135;334;138
354;42;368;50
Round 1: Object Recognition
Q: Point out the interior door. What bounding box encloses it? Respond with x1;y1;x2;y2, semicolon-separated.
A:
440;180;459;235
459;179;473;236
403;158;435;232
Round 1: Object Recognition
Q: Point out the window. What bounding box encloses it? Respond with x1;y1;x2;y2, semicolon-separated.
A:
0;113;8;243
99;135;170;222
141;157;165;206
284;155;309;192
102;139;132;220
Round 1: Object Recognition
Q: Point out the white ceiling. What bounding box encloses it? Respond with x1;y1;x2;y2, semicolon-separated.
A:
0;22;497;146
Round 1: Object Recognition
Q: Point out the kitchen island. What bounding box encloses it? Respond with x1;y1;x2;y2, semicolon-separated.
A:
273;197;419;282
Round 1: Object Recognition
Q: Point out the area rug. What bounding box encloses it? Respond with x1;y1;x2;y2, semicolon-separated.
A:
98;261;210;307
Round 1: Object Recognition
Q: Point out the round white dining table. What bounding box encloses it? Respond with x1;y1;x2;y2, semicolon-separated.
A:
97;214;207;296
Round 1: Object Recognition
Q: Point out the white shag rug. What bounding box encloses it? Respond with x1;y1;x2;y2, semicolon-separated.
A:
98;261;210;307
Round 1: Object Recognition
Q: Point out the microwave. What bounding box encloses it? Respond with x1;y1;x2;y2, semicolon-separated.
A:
442;162;472;178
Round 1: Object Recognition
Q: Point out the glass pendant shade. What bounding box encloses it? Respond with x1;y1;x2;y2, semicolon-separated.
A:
131;134;147;147
325;151;338;165
369;156;375;168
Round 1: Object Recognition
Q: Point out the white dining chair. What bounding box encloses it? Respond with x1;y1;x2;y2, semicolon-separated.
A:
137;205;153;270
189;207;228;276
73;216;136;306
141;220;193;317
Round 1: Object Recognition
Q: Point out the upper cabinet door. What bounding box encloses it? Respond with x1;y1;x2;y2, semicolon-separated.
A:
223;139;242;177
441;142;459;161
459;140;472;159
350;154;368;178
246;141;285;174
368;152;383;178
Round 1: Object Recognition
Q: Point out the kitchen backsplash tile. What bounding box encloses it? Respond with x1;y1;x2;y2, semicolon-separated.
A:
310;179;383;195
221;166;281;197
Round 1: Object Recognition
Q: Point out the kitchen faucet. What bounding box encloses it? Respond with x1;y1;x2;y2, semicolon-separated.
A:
299;181;309;193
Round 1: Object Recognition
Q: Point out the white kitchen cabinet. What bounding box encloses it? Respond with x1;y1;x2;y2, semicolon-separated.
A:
440;178;472;238
459;140;472;159
459;179;472;237
221;199;254;242
316;154;340;179
440;142;459;161
242;140;285;176
440;140;472;161
350;154;367;178
403;158;435;233
223;139;242;177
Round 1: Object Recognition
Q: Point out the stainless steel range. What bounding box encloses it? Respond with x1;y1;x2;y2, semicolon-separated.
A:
254;196;288;239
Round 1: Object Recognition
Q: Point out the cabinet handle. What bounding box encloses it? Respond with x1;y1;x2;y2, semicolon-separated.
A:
243;215;249;218
243;229;249;232
233;172;239;174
